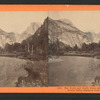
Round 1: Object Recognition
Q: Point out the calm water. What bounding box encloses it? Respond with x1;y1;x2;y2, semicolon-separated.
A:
49;56;100;86
0;57;27;87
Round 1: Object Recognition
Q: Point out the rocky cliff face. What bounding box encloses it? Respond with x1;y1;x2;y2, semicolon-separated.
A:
22;17;100;51
18;22;41;42
0;22;41;48
0;29;16;48
48;17;96;48
0;17;100;50
92;33;100;43
22;17;48;55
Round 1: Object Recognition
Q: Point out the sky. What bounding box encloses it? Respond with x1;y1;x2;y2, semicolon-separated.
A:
49;11;100;34
0;11;100;34
0;11;48;34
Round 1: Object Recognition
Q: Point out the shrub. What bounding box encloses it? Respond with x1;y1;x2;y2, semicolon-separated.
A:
16;61;48;87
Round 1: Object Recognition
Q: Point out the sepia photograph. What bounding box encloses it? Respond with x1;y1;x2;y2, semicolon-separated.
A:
48;11;100;86
0;11;48;87
1;10;100;87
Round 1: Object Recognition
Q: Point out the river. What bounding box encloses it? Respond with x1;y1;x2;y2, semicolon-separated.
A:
0;57;27;87
49;56;100;86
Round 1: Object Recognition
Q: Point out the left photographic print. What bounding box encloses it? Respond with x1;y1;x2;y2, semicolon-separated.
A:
0;11;48;87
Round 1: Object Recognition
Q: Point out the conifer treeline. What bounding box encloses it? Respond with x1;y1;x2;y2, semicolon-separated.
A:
49;41;100;55
0;40;100;56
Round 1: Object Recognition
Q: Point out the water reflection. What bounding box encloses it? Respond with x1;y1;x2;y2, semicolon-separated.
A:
49;56;100;86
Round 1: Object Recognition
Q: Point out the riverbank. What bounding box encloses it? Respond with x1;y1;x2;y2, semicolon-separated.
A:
0;54;17;57
61;51;100;59
63;52;94;57
63;54;94;57
49;52;100;60
0;53;46;61
16;60;48;87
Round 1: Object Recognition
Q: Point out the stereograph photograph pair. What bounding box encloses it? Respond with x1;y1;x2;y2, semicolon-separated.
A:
0;11;100;87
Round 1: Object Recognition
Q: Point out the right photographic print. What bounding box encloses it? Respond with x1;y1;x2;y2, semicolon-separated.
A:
48;11;100;86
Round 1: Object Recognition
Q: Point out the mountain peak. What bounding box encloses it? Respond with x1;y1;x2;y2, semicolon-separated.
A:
30;22;41;27
0;28;7;35
18;22;41;42
57;18;73;25
45;17;73;25
45;17;54;22
0;28;4;32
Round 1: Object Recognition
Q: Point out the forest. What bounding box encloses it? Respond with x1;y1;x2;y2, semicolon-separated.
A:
0;39;100;59
49;40;100;57
0;39;47;61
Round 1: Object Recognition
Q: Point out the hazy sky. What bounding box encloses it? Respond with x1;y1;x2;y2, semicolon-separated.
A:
49;11;100;34
0;11;100;34
0;11;48;33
